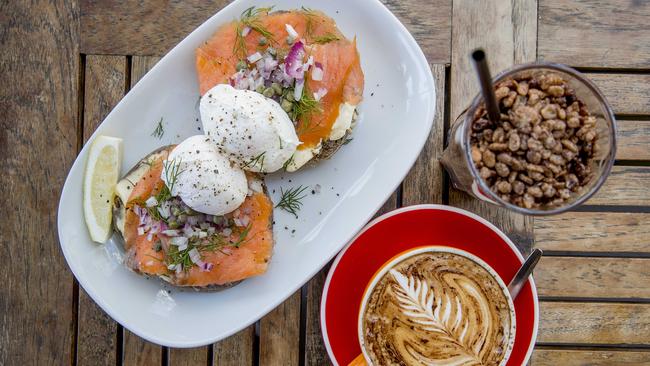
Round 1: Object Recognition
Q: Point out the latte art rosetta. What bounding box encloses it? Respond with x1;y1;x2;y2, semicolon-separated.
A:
361;252;515;366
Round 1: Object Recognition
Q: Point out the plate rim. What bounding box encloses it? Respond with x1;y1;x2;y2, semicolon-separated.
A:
319;204;540;366
57;0;437;348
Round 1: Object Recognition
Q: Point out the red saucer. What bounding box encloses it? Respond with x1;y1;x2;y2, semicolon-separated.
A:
320;205;539;365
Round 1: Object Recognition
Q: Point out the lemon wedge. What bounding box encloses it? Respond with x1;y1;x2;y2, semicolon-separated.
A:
83;135;123;243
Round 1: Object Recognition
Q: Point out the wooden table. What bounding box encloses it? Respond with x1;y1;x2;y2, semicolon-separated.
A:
3;0;650;364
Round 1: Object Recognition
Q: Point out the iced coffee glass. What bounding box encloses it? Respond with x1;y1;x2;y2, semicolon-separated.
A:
440;63;616;215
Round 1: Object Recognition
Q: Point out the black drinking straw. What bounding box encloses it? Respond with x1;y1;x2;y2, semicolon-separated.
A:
471;49;500;123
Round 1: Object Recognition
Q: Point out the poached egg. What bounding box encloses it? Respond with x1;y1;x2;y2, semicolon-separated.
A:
161;135;247;216
201;84;299;173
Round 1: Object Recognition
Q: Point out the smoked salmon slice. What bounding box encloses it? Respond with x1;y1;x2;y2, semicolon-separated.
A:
196;8;364;160
114;146;274;289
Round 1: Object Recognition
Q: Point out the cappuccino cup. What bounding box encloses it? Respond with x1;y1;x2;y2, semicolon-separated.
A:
352;246;516;366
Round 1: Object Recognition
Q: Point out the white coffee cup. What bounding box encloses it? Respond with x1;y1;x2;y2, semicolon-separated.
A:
352;246;516;366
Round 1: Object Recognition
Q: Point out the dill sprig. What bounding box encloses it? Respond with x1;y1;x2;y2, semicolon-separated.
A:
282;154;295;170
234;6;275;59
291;86;322;135
160;158;184;200
313;33;340;44
151;118;164;139
276;185;309;218
242;151;266;171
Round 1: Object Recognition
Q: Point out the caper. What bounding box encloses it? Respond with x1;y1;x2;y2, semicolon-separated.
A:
168;221;179;229
256;85;265;94
262;87;275;98
236;60;247;71
184;207;197;215
285;91;295;102
177;214;187;223
213;216;225;225
172;207;182;216
281;99;293;112
271;82;283;95
258;37;267;46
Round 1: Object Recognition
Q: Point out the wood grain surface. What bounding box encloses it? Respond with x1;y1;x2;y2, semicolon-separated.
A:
538;302;650;344
381;0;452;64
0;1;79;364
402;64;447;206
449;0;537;254
538;0;650;69
535;211;650;253
617;119;650;161
589;166;650;206
587;73;650;116
169;347;209;366
536;257;650;298
532;349;650;365
213;327;255;366
259;291;302;366
304;267;330;366
78;55;127;366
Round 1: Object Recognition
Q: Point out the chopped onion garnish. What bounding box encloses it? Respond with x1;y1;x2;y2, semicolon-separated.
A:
222;228;233;236
285;24;298;39
198;231;208;239
294;79;305;100
313;88;328;101
157;204;171;219
146;232;154;242
145;197;158;207
247;52;263;64
170;236;188;249
285;41;305;79
137;227;145;236
167;264;176;270
311;66;324;81
161;229;179;237
241;26;251;37
188;248;202;265
201;262;214;272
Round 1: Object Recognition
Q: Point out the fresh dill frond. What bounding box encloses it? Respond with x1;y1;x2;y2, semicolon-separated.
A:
301;6;316;38
242;151;266;171
166;244;194;271
162;158;184;194
151;118;164;139
291;86;322;135
234;6;276;58
232;224;252;248
312;33;340;44
276;185;309;218
282;154;295;170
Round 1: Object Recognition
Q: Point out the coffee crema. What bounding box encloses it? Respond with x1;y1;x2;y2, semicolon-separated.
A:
361;252;515;366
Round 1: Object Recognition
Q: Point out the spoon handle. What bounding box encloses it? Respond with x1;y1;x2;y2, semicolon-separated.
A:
508;249;543;299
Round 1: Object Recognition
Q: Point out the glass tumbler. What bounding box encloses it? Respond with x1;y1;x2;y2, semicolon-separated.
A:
440;63;617;215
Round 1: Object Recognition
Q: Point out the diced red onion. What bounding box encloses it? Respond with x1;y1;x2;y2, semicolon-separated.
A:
157;204;171;219
285;24;299;39
188;248;202;265
247;52;263;64
137;227;145;236
294;79;305;100
186;216;199;226
145;197;158;207
201;262;214;272
171;236;188;250
311;65;324;81
222;228;232;236
175;264;183;274
285;41;305;79
146;232;154;241
313;88;328;101
241;26;251;37
162;229;179;237
240;216;251;227
198;231;207;239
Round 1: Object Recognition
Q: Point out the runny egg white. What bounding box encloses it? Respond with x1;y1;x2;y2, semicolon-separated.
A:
161;135;247;216
201;84;300;173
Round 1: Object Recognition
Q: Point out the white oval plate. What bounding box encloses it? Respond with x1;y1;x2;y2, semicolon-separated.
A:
58;0;435;347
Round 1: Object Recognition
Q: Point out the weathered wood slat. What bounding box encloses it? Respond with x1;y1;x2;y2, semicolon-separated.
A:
80;0;452;63
538;302;650;344
81;0;231;55
589;166;650;206
449;0;537;255
402;64;447;206
538;0;650;69
121;55;164;366
213;327;255;366
169;347;209;366
0;1;79;364
532;349;650;365
381;0;452;63
78;55;128;366
536;257;650;298
259;291;301;366
617;119;650;161
535;212;650;253
587;73;650;116
123;331;161;366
